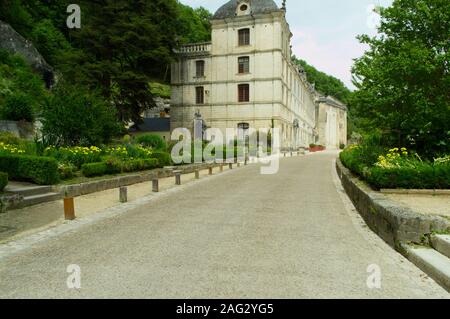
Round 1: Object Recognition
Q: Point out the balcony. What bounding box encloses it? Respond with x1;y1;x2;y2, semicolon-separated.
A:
175;42;211;56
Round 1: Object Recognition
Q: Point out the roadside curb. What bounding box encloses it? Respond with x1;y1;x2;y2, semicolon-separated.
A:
336;159;450;247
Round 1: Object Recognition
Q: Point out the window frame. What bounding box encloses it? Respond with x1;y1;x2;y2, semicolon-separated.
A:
195;60;205;78
238;28;250;46
238;56;250;74
238;84;250;103
195;86;204;105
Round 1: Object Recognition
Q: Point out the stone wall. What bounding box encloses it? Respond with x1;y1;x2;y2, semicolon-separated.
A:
336;159;450;247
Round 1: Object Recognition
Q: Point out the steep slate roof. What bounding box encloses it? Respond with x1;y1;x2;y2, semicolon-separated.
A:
213;0;280;19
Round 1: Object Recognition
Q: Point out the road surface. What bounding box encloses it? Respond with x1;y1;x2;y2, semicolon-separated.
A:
0;151;448;298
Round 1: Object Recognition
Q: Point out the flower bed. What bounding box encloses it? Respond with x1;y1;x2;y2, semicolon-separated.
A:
340;146;450;190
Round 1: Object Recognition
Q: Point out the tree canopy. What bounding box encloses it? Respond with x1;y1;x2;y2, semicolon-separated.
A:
351;0;450;157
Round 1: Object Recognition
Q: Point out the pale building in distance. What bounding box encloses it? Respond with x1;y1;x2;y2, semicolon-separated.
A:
171;0;347;150
316;96;348;149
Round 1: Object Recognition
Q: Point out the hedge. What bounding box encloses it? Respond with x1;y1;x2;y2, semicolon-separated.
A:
0;155;59;185
0;172;8;191
81;162;108;177
150;151;172;167
82;158;159;177
340;150;450;190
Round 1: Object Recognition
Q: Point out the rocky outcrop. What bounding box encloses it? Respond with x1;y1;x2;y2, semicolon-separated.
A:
0;20;54;87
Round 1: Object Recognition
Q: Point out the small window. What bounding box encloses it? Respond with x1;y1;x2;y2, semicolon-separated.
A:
238;28;250;46
240;4;248;11
238;57;250;74
196;60;205;77
238;84;250;102
196;86;204;104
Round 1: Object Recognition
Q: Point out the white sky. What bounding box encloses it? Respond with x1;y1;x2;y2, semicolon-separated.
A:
180;0;393;89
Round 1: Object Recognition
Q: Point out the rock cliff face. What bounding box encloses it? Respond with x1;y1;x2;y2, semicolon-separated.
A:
0;20;54;87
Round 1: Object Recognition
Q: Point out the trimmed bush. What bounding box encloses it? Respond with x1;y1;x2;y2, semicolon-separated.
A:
0;154;59;185
135;134;167;150
0;172;8;191
150;151;172;167
81;162;108;177
82;159;159;177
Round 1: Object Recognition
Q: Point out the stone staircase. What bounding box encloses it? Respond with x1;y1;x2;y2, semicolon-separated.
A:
4;182;62;210
403;234;450;292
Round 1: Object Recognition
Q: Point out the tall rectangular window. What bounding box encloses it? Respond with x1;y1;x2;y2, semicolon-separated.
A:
238;84;250;102
196;60;205;77
238;57;250;74
196;86;204;104
238;28;250;46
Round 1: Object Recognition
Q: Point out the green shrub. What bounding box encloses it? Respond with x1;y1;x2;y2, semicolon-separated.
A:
0;132;21;145
340;143;346;150
58;163;77;180
150;150;172;167
0;172;8;191
0;154;59;185
81;162;108;177
1;93;35;122
135;134;167;150
41;82;121;147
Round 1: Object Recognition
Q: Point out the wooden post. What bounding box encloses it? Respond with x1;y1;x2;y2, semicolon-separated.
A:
195;169;200;179
175;171;181;185
152;178;159;192
64;197;76;220
119;187;127;203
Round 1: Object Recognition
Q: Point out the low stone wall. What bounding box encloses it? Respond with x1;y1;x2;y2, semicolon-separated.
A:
336;159;450;247
57;162;220;198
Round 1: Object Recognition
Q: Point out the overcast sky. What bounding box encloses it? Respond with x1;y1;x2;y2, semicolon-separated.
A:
180;0;393;89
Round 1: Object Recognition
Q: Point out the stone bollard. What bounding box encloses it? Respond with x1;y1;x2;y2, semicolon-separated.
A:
208;167;213;175
119;186;128;203
220;164;224;172
291;151;293;157
229;163;233;169
174;171;181;185
63;197;76;220
284;152;286;157
195;169;200;179
152;178;159;192
237;162;241;167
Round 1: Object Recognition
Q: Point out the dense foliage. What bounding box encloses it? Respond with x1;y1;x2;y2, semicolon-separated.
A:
340;142;450;190
0;50;47;121
0;0;212;125
41;82;121;147
351;0;450;158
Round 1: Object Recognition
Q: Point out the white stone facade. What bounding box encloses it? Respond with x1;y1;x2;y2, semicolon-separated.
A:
171;0;317;149
316;96;348;149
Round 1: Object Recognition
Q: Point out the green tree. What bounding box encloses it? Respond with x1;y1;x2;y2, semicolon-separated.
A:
41;82;121;146
351;0;450;157
60;0;180;124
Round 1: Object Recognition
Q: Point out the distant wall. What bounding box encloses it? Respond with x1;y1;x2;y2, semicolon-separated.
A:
0;121;36;139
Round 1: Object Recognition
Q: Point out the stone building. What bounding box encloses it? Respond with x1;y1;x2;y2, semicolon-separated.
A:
170;0;347;150
315;96;348;149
